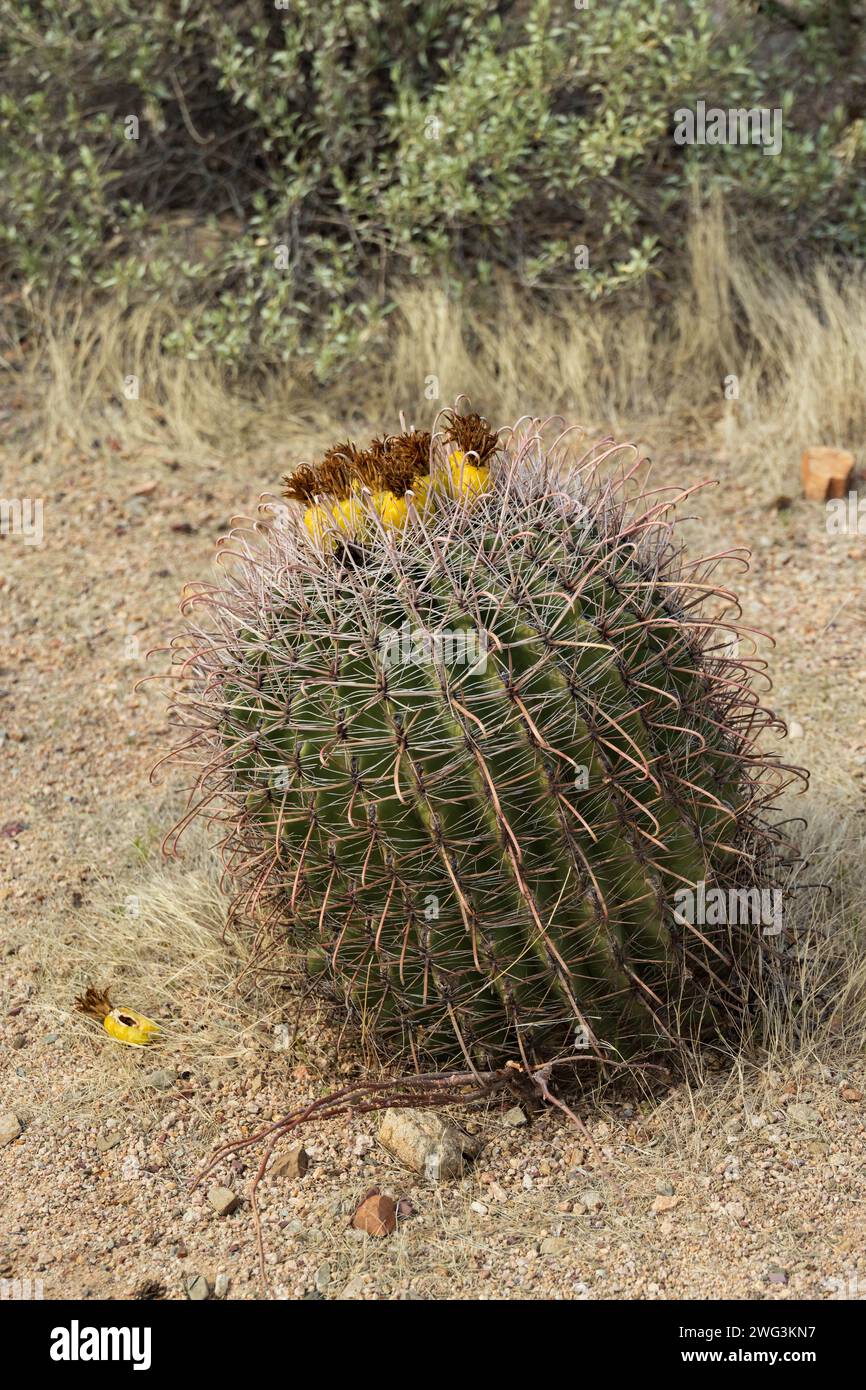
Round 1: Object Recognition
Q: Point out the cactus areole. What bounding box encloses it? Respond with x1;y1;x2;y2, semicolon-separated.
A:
163;408;804;1074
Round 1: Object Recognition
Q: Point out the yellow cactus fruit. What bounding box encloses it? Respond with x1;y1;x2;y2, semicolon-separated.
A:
459;464;489;499
370;489;409;529
303;502;333;542
406;474;434;512
332;495;365;534
447;449;489;500
103;1007;162;1048
74;986;161;1048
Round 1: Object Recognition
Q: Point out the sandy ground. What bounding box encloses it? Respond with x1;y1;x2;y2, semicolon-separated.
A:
1;400;865;1300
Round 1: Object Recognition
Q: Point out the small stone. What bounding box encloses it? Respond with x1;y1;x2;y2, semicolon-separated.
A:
185;1274;209;1301
565;1145;589;1173
502;1105;528;1128
351;1194;396;1237
97;1132;122;1152
651;1194;679;1214
213;1273;230;1299
270;1145;309;1180
840;1087;863;1103
339;1276;365;1300
145;1069;174;1091
540;1236;569;1256
207;1186;240;1217
787;720;804;739
787;1103;821;1127
0;1113;22;1146
767;1268;788;1286
314;1262;331;1292
41;1033;59;1045
655;1180;675;1197
1;822;29;839
470;1200;488;1215
10;1036;26;1051
378;1109;477;1181
580;1188;603;1211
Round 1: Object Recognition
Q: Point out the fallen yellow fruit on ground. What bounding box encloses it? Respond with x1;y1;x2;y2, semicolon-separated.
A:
74;985;161;1047
103;1007;162;1047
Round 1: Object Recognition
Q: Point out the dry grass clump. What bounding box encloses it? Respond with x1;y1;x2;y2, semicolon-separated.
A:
659;800;866;1122
22;838;312;1094
756;805;866;1063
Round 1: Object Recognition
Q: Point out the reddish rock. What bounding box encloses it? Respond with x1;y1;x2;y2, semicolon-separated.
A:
801;447;854;501
352;1193;396;1237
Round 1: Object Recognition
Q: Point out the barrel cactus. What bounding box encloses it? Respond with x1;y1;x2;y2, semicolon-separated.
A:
164;407;803;1075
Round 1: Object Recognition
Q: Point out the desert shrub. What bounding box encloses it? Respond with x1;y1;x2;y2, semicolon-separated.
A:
2;0;864;376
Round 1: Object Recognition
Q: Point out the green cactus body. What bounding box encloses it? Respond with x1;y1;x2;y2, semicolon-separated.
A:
170;412;803;1071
